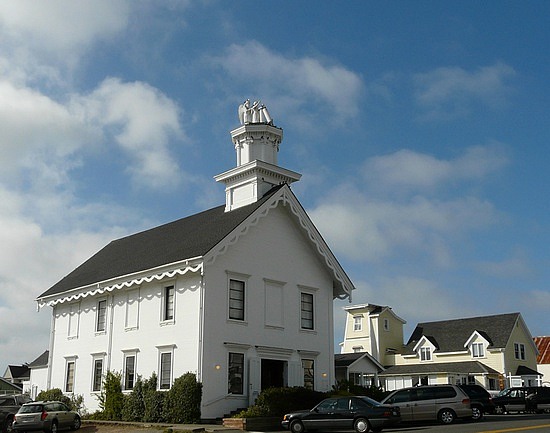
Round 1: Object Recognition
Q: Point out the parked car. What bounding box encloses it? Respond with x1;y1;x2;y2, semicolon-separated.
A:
12;401;80;433
0;395;32;433
381;384;472;424
492;387;550;414
457;384;495;420
281;396;401;433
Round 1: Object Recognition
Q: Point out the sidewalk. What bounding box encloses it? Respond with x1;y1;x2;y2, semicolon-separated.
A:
82;419;245;433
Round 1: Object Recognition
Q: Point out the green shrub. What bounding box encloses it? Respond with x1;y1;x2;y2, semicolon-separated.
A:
35;389;83;412
121;376;145;422
142;373;165;423
163;373;202;423
237;387;326;418
332;380;388;401
97;371;124;420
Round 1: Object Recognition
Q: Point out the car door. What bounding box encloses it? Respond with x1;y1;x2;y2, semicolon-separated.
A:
384;389;414;421
301;398;340;430
507;388;527;412
411;387;437;421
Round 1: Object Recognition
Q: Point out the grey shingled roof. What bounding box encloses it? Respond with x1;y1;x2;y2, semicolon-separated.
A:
404;313;520;354
39;186;284;299
379;361;500;376
335;352;367;367
28;351;49;368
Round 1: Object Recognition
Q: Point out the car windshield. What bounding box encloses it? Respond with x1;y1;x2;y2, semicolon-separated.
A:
19;404;43;414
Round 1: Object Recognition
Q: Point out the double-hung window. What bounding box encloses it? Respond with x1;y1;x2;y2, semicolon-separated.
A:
228;352;244;394
96;300;107;332
92;358;103;392
514;343;526;360
472;342;484;358
163;285;175;322
420;347;432;361
353;316;362;331
159;351;172;389
302;359;314;390
65;360;76;393
301;293;314;330
124;354;136;390
229;279;245;321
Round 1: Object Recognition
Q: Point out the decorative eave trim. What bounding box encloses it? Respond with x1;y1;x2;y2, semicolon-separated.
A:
204;185;353;300
37;258;204;308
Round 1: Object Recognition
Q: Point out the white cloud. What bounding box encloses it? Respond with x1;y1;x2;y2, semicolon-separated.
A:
310;193;498;263
0;0;130;54
362;143;510;191
414;62;516;119
75;78;184;189
213;41;364;124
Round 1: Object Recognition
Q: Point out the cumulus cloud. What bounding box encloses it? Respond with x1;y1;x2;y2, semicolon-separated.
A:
75;78;184;189
414;62;516;119
362;143;510;192
309;144;507;265
213;41;364;124
0;0;130;54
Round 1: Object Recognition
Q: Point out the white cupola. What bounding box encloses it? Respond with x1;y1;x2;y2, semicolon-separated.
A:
214;100;301;212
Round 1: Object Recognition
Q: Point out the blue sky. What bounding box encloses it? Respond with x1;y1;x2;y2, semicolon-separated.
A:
1;1;549;371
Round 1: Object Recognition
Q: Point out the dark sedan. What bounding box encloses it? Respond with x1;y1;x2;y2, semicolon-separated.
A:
281;396;401;433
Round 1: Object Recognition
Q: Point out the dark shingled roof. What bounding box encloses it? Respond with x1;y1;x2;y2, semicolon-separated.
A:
334;352;367;367
28;350;49;368
379;361;500;376
39;185;284;299
404;313;520;354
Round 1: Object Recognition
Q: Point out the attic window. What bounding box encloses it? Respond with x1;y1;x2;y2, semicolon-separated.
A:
472;342;485;358
420;347;432;361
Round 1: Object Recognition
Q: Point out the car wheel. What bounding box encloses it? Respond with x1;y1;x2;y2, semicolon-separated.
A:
494;404;506;415
50;421;58;433
5;415;14;433
353;417;370;433
290;420;305;433
70;415;81;431
471;406;483;421
438;408;456;424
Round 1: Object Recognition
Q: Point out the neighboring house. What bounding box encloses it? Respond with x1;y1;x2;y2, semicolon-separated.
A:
533;336;550;385
341;306;540;392
22;351;49;399
0;377;22;395
382;312;540;391
340;304;406;366
334;352;384;388
36;105;354;418
2;365;29;389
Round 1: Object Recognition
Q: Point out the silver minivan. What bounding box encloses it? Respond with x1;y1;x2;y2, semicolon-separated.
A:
381;385;472;424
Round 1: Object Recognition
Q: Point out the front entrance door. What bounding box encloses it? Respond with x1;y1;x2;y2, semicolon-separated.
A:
261;359;286;390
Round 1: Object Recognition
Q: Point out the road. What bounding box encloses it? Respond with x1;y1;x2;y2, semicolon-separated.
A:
82;413;550;433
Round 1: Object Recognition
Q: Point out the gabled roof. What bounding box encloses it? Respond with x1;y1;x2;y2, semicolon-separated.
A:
4;365;29;380
0;377;22;392
39;186;284;300
38;184;354;304
533;336;550;364
404;313;522;354
28;351;49;368
379;361;500;376
335;352;384;371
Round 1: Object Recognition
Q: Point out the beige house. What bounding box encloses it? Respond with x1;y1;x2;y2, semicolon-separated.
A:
341;306;540;392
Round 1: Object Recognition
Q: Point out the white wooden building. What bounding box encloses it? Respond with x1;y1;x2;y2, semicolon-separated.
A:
36;104;354;418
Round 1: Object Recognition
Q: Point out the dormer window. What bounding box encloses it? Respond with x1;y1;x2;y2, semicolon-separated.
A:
471;342;485;358
420;347;431;361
